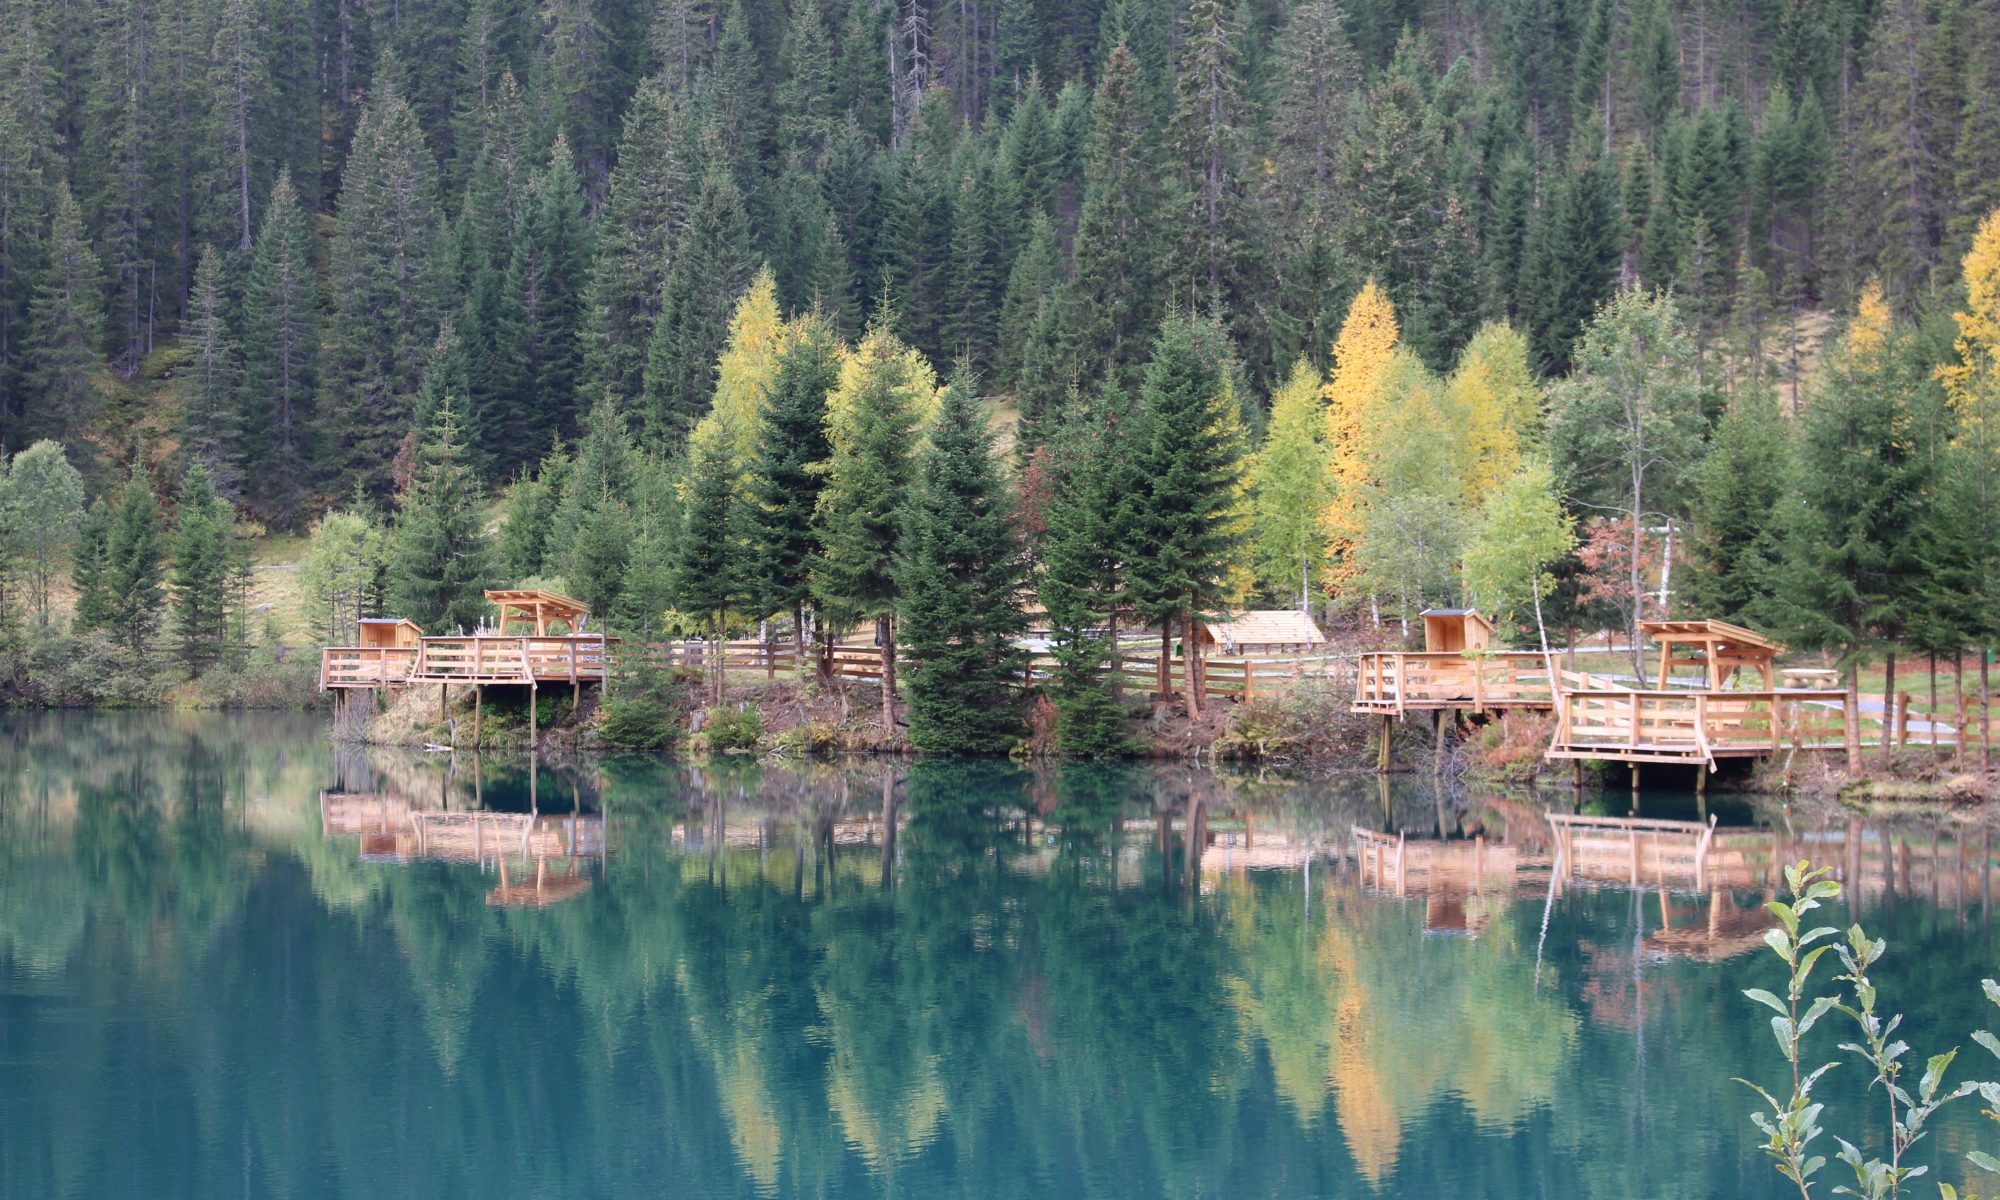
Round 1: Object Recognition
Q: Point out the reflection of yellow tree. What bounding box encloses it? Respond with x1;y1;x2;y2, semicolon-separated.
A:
677;961;786;1191
1227;882;1578;1186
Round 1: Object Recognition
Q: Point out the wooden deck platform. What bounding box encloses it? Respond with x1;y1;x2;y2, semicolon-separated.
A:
1544;687;1850;767
1350;650;1556;714
320;634;611;690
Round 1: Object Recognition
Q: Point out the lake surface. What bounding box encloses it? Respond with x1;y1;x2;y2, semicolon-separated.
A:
4;712;1999;1199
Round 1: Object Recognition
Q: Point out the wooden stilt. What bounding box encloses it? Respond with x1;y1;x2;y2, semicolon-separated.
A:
1378;715;1394;772
1432;710;1447;776
439;682;448;724
473;685;483;746
529;686;539;748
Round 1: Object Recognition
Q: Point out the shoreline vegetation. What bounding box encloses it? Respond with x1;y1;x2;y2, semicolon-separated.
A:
5;0;2000;810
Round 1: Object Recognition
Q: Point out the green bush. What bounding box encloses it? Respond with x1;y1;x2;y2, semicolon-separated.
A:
700;703;763;753
600;695;677;750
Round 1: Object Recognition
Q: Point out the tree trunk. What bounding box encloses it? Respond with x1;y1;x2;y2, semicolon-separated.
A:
1107;608;1123;699
1983;654;1992;778
1881;651;1896;769
1929;653;1939;760
1845;661;1862;775
793;601;807;674
1185;613;1203;718
1158;625;1171;697
880;612;897;733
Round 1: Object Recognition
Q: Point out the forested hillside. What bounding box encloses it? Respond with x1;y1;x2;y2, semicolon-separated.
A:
2;0;2000;750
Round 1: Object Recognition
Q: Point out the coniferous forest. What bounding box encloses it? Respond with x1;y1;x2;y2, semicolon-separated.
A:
3;0;2000;754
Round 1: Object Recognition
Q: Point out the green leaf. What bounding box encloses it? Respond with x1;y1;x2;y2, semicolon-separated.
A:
1972;1029;2000;1062
1765;928;1797;964
1767;899;1800;935
1745;988;1790;1016
1968;1150;2000;1173
1774;1015;1798;1061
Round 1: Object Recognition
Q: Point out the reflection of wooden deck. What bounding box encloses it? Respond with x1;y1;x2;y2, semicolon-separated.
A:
319;790;604;877
1351;651;1555;714
1352;827;1520;895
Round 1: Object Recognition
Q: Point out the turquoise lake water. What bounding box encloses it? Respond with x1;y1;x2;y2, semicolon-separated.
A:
3;711;1999;1198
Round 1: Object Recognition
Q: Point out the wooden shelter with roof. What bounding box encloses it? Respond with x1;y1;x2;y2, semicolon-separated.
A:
1195;610;1329;655
1352;608;1854;784
1638;619;1782;690
1544;619;1849;782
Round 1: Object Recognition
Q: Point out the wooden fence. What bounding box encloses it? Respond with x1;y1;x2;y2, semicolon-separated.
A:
1351;650;1556;713
639;639;1349;702
1547;688;1852;765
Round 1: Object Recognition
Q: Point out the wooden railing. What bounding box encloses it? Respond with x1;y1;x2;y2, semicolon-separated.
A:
1548;688;1850;764
320;646;419;688
1351;651;1556;713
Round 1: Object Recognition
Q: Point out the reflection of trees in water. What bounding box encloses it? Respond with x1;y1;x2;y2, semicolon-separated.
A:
13;718;2000;1199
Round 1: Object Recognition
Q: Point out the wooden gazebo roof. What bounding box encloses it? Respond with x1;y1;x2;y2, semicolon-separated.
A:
485;589;591;634
1639;619;1785;689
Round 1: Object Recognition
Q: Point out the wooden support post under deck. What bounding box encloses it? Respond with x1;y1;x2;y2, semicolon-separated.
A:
473;685;483;746
529;685;539;748
1378;715;1394;772
440;683;448;725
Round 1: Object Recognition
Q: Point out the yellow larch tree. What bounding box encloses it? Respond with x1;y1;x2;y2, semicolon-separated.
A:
699;267;791;470
1939;211;2000;433
1322;279;1400;587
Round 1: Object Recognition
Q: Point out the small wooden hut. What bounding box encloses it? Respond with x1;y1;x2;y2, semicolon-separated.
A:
1196;610;1328;655
1421;609;1493;653
356;617;423;649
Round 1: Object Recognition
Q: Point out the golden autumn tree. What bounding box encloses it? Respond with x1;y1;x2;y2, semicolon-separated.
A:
1322;280;1400;590
702;268;791;469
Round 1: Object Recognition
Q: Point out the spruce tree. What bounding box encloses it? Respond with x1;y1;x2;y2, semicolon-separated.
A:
203;0;270;254
180;248;241;491
501;134;589;464
748;313;840;658
1781;284;1944;772
387;396;490;632
1124;313;1245;714
1684;388;1791;628
0;1;53;441
896;371;1030;752
579;79;691;409
168;462;237;672
1038;385;1146;755
616;453;680;641
99;474;167;655
1063;42;1166;387
71;498;115;636
239;169;317;530
25;183;106;448
319;68;446;495
672;416;748;704
812;319;934;731
639;164;753;449
1169;0;1261;359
